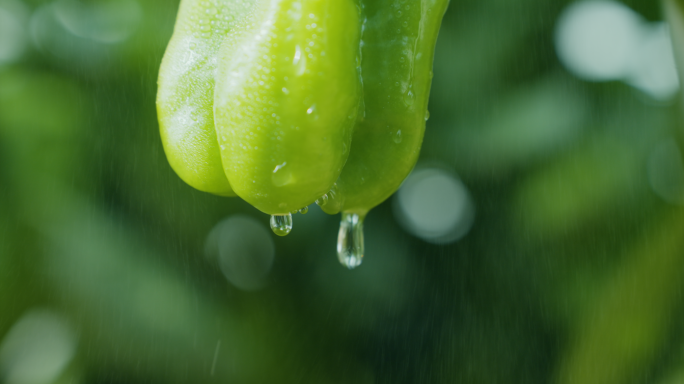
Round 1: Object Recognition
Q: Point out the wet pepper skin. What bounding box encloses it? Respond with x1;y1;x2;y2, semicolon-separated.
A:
322;0;450;217
157;0;254;196
157;0;449;217
214;0;361;214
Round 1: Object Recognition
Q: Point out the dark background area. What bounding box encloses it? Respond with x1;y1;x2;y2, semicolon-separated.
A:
2;0;684;383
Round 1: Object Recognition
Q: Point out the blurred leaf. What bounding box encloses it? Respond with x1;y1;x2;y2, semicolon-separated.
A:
513;134;645;236
427;74;587;179
556;209;684;384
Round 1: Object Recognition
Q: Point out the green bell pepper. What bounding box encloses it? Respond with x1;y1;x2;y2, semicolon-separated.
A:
157;0;252;197
319;0;449;267
213;0;361;216
158;0;449;267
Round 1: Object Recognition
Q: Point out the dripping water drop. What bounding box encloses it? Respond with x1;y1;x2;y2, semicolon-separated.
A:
299;206;309;215
337;213;365;269
270;214;292;236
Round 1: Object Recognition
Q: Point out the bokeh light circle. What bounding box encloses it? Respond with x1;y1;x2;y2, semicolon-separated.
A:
0;0;29;65
0;309;77;384
205;215;275;291
555;0;644;81
394;167;475;244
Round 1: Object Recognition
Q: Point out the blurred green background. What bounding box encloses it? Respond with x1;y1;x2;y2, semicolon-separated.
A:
2;0;684;383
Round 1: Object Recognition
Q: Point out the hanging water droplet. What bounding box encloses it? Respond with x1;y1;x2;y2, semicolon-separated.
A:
316;194;328;206
270;214;292;236
424;110;430;121
299;206;309;215
337;212;365;269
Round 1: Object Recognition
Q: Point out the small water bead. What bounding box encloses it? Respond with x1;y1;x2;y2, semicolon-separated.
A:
424;110;430;121
315;194;329;206
328;182;344;204
393;130;403;144
403;90;415;106
337;213;365;269
270;214;292;236
299;206;308;215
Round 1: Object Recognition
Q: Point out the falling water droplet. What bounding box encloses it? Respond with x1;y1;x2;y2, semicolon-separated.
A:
299;206;309;214
270;214;293;236
337;212;365;269
316;194;328;206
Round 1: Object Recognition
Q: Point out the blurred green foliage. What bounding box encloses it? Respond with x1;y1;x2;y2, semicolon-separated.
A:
1;0;684;383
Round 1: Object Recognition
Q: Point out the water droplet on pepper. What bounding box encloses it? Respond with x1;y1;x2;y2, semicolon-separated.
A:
316;194;329;206
337;212;364;269
393;130;403;144
270;214;293;236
